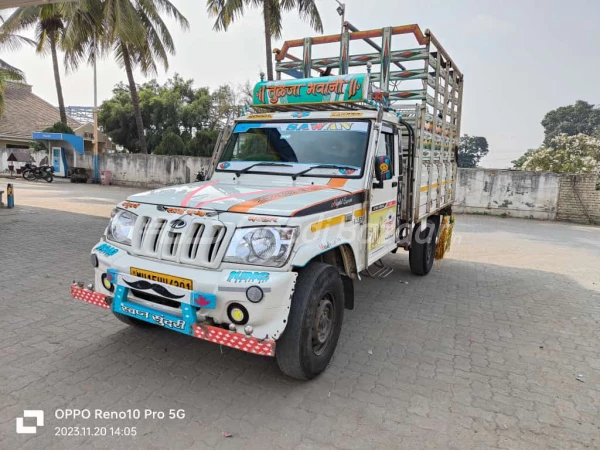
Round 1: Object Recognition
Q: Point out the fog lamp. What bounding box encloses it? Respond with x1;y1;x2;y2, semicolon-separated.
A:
227;303;249;325
101;274;115;292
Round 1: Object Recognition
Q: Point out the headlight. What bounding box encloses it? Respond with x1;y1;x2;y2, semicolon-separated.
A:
224;227;298;267
107;209;137;245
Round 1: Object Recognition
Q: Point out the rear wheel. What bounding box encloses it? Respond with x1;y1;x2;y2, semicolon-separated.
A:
276;262;344;380
112;311;154;328
409;219;437;276
44;173;53;183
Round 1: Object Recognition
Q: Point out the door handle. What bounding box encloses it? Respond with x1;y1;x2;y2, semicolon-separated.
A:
392;181;398;187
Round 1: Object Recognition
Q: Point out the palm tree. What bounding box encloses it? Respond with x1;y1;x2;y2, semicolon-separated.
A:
207;0;323;81
0;60;26;118
64;0;189;154
0;17;33;117
1;5;69;124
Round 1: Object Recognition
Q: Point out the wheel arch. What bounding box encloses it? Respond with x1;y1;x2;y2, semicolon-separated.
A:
292;243;358;310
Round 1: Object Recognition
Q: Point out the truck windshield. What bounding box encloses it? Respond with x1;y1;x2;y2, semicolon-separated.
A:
218;120;370;177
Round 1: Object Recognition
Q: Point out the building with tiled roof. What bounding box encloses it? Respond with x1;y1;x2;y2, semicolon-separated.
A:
0;81;81;149
0;82;114;153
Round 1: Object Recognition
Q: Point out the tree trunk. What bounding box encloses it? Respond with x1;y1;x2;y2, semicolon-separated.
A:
49;32;67;125
121;44;148;154
262;0;274;81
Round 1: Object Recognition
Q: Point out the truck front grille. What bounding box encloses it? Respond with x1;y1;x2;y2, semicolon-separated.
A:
132;215;230;269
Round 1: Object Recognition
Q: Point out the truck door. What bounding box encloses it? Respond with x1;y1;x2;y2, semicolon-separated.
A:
367;126;399;265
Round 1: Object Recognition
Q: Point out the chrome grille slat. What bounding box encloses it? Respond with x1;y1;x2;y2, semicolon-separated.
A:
133;215;229;268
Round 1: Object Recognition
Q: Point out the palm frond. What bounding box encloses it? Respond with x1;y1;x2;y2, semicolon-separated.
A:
0;58;25;81
206;0;246;32
280;0;323;33
0;31;35;52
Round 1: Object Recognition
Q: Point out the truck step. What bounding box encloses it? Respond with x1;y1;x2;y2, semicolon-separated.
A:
364;260;394;278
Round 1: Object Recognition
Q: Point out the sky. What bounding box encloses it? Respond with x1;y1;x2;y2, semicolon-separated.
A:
2;0;599;168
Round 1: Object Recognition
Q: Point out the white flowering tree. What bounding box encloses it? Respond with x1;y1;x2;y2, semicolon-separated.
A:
521;134;600;174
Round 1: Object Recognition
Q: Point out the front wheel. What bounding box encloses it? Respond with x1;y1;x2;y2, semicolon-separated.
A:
24;170;36;181
409;219;437;276
276;262;345;380
44;173;53;183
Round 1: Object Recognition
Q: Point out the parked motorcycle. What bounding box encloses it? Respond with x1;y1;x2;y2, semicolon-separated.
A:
24;164;54;183
21;162;37;179
195;169;206;182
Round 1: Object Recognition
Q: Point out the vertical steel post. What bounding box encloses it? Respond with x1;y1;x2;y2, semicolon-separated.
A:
303;38;312;78
93;44;99;183
339;31;349;75
380;27;392;92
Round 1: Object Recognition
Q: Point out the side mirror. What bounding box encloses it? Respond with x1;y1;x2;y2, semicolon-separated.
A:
373;155;391;189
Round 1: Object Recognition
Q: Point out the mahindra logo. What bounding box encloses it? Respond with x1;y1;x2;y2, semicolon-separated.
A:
170;219;187;229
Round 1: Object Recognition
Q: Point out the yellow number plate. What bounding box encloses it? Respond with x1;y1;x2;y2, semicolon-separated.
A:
130;267;193;290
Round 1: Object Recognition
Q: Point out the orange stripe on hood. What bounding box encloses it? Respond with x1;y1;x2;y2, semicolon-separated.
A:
227;179;349;214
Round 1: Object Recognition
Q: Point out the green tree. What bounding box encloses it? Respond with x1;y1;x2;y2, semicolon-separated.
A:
511;149;535;169
99;77;243;156
521;134;600;174
541;101;600;146
98;82;139;151
43;121;75;134
207;0;323;81
64;0;189;154
0;16;34;116
154;130;186;155
0;60;26;118
457;134;489;168
187;130;219;157
1;4;70;124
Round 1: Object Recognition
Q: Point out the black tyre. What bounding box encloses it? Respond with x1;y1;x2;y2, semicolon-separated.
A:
21;169;30;179
24;170;36;181
44;173;53;183
276;262;345;380
112;311;155;328
409;219;437;276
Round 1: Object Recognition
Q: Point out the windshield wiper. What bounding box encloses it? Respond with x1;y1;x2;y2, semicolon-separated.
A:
291;164;358;180
233;162;293;177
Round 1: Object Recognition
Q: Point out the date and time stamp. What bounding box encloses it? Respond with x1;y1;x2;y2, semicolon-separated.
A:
15;408;186;438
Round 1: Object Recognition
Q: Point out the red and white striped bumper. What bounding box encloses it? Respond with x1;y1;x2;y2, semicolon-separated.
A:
70;284;276;357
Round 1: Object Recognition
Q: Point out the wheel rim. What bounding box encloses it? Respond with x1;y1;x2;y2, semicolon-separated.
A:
312;293;335;356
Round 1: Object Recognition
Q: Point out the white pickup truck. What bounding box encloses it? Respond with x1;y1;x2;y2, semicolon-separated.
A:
71;24;463;379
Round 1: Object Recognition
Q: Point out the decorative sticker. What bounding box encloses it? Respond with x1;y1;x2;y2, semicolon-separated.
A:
218;162;231;170
248;216;279;223
330;111;364;118
368;201;397;252
94;243;118;257
191;292;217;309
292;112;310;118
319;237;342;251
227;271;270;284
120;304;186;330
246;114;274;120
165;207;186;215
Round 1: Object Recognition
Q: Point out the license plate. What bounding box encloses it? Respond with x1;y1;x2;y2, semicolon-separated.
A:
129;267;193;290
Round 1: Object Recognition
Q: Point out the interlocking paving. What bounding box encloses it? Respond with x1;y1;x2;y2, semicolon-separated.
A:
1;179;599;449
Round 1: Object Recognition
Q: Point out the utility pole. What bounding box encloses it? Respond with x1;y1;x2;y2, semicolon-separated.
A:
93;42;99;183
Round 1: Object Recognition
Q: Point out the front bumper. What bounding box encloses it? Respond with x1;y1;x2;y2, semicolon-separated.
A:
90;241;297;341
71;283;276;356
